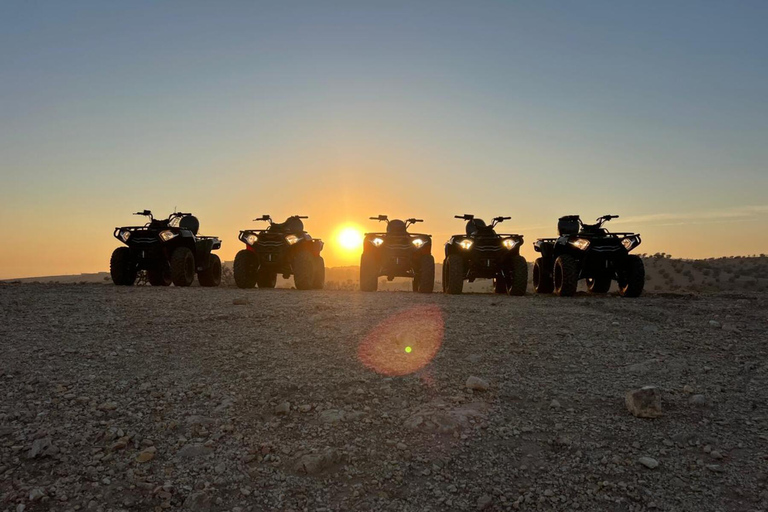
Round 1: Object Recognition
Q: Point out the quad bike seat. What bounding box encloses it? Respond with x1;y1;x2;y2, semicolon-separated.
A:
466;218;487;236
558;216;580;236
270;216;305;234
387;219;408;235
179;215;200;235
580;223;607;236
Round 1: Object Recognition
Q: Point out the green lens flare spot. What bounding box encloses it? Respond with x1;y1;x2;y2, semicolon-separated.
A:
405;346;412;353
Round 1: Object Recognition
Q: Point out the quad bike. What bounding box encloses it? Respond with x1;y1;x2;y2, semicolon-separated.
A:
443;214;527;295
111;210;222;287
234;215;324;290
533;214;644;297
360;215;435;293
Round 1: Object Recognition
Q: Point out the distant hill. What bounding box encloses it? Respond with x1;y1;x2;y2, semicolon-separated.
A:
5;254;767;294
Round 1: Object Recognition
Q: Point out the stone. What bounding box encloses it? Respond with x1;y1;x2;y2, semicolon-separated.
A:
466;376;490;391
625;386;662;418
638;456;659;469
29;488;45;501
27;437;57;459
274;401;291;415
550;399;561;409
292;448;341;475
689;394;710;407
136;446;156;463
404;401;488;434
318;409;345;424
708;320;721;328
477;494;492;509
233;298;249;305
683;385;694;394
177;444;213;458
298;404;312;413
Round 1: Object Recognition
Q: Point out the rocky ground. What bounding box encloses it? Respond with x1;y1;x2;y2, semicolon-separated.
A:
1;284;767;512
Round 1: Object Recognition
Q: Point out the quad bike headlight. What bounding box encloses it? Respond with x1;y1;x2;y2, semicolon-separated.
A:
285;234;300;245
371;237;384;247
412;238;425;248
459;239;473;250
245;233;258;246
622;236;639;251
159;230;177;242
569;238;590;251
502;238;518;250
119;230;131;242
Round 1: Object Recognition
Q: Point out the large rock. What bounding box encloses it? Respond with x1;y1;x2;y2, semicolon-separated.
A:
625;386;662;418
404;400;488;434
292;448;341;475
318;409;345;424
177;444;214;458
465;376;490;391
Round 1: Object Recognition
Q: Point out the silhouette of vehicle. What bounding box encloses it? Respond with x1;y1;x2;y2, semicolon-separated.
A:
111;210;222;287
443;214;527;295
234;215;324;290
360;215;435;293
533;214;644;297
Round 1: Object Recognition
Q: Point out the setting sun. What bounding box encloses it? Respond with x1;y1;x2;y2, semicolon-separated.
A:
336;226;364;252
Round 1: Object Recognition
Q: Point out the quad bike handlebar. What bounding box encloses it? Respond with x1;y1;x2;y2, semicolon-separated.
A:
455;214;474;220
369;215;424;228
133;210;153;219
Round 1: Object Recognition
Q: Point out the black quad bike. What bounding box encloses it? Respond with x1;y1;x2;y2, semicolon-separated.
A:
111;210;222;287
360;215;435;293
532;214;644;297
234;215;324;290
443;215;527;296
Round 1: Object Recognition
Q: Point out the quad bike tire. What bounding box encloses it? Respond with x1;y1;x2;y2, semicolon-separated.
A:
147;264;172;286
587;274;611;294
618;255;645;298
233;250;258;289
198;254;222;287
417;254;435;293
533;257;554;294
312;256;325;289
508;254;528;296
359;253;378;292
293;251;315;290
171;247;196;287
110;247;136;286
256;269;277;289
445;254;464;295
554;254;579;297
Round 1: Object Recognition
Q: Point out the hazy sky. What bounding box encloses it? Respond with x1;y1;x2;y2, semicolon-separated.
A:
2;1;767;278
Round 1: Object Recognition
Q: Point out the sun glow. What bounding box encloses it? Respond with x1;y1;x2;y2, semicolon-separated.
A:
336;226;364;251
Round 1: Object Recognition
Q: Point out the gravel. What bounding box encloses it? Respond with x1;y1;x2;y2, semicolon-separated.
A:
1;284;767;511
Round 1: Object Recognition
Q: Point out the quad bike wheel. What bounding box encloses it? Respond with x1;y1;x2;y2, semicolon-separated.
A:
359;253;378;292
587;274;611;294
417;254;435;293
445;254;464;295
312;255;325;289
508;254;528;296
147;264;172;286
110;247;136;286
256;269;277;288
533;257;554;294
171;247;196;287
618;255;645;298
293;251;315;290
198;254;222;287
553;255;579;297
233;250;258;289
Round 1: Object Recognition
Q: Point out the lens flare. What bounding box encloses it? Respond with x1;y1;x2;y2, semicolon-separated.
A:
358;305;444;376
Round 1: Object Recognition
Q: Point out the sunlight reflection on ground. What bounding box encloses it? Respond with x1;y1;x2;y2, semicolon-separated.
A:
358;305;444;376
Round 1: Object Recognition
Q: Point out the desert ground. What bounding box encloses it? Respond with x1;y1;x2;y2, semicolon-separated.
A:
1;284;767;512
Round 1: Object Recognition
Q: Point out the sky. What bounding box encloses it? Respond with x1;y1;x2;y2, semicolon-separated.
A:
1;1;767;279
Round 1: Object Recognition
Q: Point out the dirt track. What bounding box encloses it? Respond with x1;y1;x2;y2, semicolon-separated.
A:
1;284;767;511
